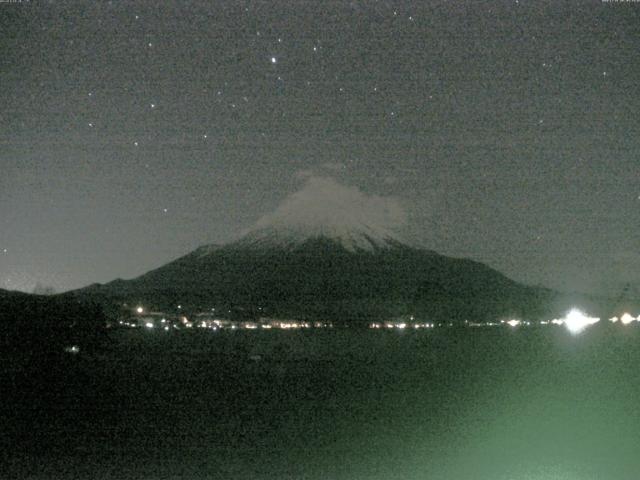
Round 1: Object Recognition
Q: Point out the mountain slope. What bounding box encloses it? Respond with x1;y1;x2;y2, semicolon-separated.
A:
75;234;558;323
71;177;615;323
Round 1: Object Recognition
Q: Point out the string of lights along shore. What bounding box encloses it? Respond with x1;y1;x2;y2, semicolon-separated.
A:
1;1;639;298
125;305;640;336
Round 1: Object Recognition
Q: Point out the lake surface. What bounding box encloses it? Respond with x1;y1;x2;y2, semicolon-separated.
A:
3;325;640;479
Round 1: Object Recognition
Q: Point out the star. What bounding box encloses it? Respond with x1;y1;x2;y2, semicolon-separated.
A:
134;141;139;146
148;42;153;47
203;134;207;139
2;248;7;254
88;122;94;127
271;56;277;64
150;103;156;108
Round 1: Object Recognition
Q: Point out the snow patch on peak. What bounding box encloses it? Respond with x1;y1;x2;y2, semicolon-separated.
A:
239;225;402;252
193;244;222;257
240;176;408;252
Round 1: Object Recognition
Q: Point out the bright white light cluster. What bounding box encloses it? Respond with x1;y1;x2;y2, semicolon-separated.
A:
369;322;436;329
610;313;640;325
620;313;637;325
559;309;600;334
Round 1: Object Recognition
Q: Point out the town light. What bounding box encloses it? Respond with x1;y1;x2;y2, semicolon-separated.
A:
620;313;635;325
563;308;599;334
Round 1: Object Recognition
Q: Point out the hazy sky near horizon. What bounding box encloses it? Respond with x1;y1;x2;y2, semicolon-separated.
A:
1;1;639;295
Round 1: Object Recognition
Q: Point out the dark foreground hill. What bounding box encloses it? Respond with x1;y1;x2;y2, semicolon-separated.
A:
0;289;106;354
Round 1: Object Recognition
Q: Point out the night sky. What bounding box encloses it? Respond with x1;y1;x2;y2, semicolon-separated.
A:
1;1;639;295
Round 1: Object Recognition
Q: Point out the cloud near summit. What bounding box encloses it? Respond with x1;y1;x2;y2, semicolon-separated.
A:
252;176;408;237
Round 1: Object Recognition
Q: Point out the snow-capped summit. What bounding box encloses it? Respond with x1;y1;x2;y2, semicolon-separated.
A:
72;177;559;324
236;224;403;252
234;176;408;252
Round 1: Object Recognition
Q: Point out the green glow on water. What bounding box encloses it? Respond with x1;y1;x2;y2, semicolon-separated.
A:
6;325;640;479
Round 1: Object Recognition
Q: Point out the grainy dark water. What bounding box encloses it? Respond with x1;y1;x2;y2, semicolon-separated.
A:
3;325;640;479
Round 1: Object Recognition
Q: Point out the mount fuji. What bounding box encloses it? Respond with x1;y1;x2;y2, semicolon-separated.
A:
71;177;587;323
